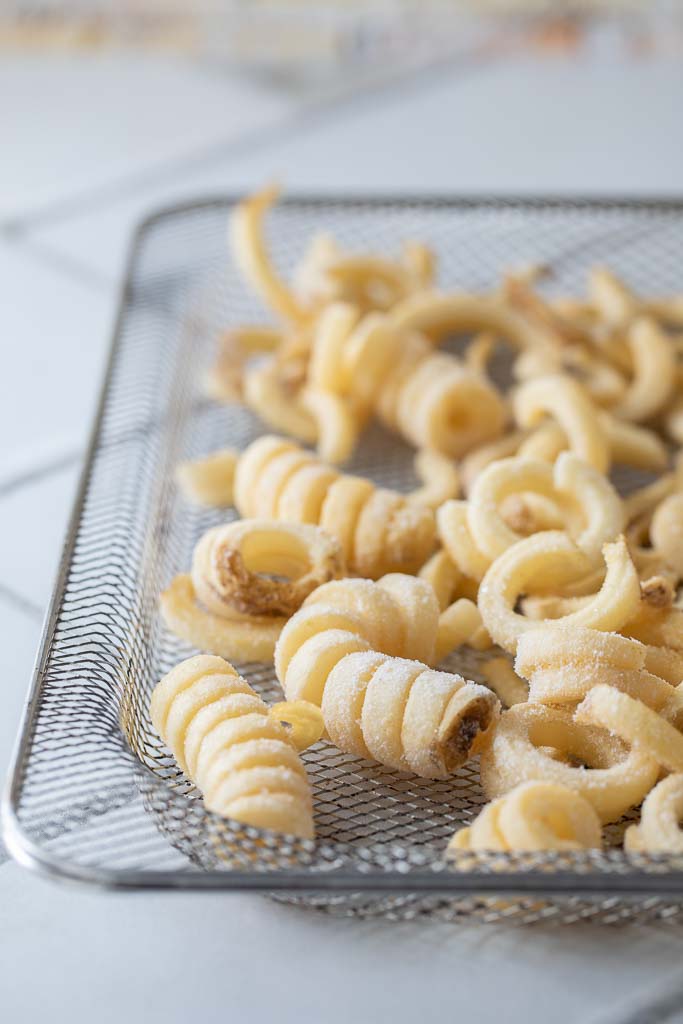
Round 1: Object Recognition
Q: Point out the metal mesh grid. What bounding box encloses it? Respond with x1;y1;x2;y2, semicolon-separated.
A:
5;195;683;923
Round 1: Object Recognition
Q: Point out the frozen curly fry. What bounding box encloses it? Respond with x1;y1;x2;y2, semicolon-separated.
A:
308;304;507;459
438;451;624;586
467;451;623;564
448;781;602;853
243;358;317;444
523;416;667;475
150;655;314;838
161;576;283;664
517;416;667;474
160;520;344;663
513;374;610;474
178;437;436;580
612;318;676;423
602;415;668;472
651;493;683;578
274;575;499;777
437;500;491;583
478;533;641;654
300;386;361;465
625;775;683;854
576;685;683;774
480;702;658;823
294;234;432;313
230;185;309;327
408;450;460;509
388;291;559;350
481;658;529;708
514;343;626;408
589;266;637;329
268;700;325;752
191;520;344;619
206;326;283;402
235;436;436;578
625;603;683;652
515;625;673;710
460;431;528;493
418;549;462;611
434;599;491;663
176;450;237;507
590;267;683;333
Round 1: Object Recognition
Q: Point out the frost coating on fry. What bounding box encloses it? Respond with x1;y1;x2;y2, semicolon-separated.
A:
308;305;507;459
160;575;284;664
576;685;683;774
480;703;658;823
625;775;683;854
448;781;602;853
150;655;314;838
191;520;345;619
161;519;344;663
478;533;641;654
230;435;435;579
468;451;623;563
275;575;499;778
515;625;673;710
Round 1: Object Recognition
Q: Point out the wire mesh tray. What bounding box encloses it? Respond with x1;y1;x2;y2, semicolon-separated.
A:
5;195;683;925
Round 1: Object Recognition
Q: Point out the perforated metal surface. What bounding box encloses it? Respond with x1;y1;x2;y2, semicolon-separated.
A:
5;195;683;922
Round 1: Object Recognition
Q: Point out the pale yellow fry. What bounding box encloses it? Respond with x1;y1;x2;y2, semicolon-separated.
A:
230;186;309;326
176;450;238;507
409;449;460;509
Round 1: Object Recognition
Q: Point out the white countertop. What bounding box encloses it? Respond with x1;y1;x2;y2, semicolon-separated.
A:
3;48;683;1023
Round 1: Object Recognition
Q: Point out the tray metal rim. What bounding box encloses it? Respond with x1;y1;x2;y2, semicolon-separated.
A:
5;192;683;894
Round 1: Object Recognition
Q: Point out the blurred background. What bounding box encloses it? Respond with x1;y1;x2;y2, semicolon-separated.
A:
3;4;683;1022
4;2;683;88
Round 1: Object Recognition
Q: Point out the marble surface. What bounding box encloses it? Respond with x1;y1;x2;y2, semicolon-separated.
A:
2;48;683;1023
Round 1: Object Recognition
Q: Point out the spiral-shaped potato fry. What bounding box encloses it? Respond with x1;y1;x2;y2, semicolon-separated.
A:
150;655;314;838
177;439;437;580
448;781;602;852
204;436;436;579
480;702;658;823
515;625;673;710
160;519;344;664
436;451;624;590
274;575;499;778
477;532;641;655
625;775;683;854
308;304;507;458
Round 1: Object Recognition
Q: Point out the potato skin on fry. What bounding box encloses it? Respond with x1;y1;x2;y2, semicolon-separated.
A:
275;575;499;779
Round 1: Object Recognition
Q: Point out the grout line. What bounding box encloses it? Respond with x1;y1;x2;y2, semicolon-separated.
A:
0;582;43;622
12;234;113;293
4;47;498;235
0;449;82;499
